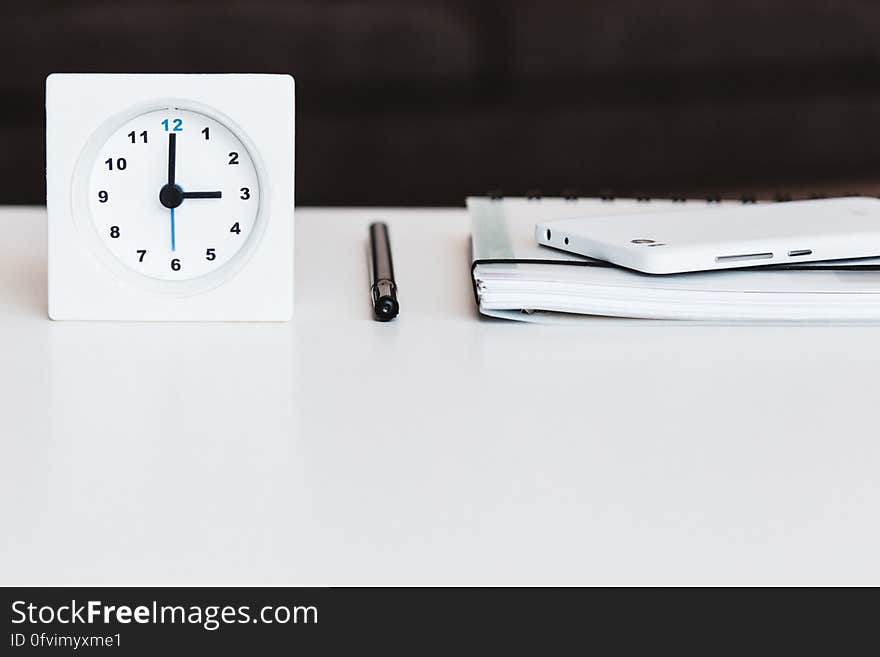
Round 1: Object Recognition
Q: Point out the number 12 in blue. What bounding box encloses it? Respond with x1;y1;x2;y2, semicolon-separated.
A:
162;118;183;132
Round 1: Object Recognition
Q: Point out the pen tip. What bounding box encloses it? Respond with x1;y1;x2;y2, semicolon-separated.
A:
375;297;399;321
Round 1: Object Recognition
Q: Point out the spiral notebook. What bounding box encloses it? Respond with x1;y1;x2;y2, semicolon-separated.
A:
468;195;880;322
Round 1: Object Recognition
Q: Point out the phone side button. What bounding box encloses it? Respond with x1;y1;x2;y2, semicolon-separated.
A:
715;253;774;263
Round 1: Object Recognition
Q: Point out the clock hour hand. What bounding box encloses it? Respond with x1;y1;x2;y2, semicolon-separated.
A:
160;187;221;208
182;191;222;199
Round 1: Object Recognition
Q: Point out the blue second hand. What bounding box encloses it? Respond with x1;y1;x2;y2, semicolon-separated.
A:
171;207;176;252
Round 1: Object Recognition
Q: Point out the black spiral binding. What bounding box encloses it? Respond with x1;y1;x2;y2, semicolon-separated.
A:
487;190;878;204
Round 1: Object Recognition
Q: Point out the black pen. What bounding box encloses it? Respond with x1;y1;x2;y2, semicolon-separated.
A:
368;222;399;321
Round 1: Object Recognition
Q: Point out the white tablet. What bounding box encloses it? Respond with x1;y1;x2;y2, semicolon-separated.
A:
535;196;880;274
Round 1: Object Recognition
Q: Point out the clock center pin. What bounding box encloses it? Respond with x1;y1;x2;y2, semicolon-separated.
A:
159;183;185;209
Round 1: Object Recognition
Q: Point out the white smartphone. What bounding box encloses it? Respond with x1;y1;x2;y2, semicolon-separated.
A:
535;196;880;274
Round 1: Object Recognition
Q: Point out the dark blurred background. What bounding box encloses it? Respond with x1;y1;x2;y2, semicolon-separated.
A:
5;0;880;205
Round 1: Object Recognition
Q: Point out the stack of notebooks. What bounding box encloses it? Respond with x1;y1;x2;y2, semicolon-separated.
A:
468;196;880;322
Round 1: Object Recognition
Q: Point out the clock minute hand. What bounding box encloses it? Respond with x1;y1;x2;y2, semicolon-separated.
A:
167;133;176;185
182;191;222;199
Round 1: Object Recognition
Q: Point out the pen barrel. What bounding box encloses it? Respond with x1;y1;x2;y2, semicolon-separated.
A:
369;221;399;321
369;222;395;283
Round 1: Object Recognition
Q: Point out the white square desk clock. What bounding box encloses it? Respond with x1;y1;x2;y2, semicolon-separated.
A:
46;73;294;320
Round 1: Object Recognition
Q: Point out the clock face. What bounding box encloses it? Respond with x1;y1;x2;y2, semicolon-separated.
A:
87;107;260;281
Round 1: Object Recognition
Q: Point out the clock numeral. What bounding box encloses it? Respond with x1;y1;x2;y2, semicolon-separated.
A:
136;249;146;263
127;130;148;144
171;258;181;271
110;226;120;239
202;127;210;140
230;222;241;235
206;248;217;261
98;190;108;203
162;118;183;132
240;187;250;200
228;152;239;165
105;157;127;171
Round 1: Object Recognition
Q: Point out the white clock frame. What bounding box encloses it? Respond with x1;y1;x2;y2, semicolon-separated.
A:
46;73;295;321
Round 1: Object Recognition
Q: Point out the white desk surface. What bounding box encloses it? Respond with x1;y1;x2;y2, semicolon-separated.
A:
2;206;880;586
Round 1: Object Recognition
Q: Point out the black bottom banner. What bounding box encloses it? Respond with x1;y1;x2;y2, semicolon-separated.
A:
0;586;872;654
